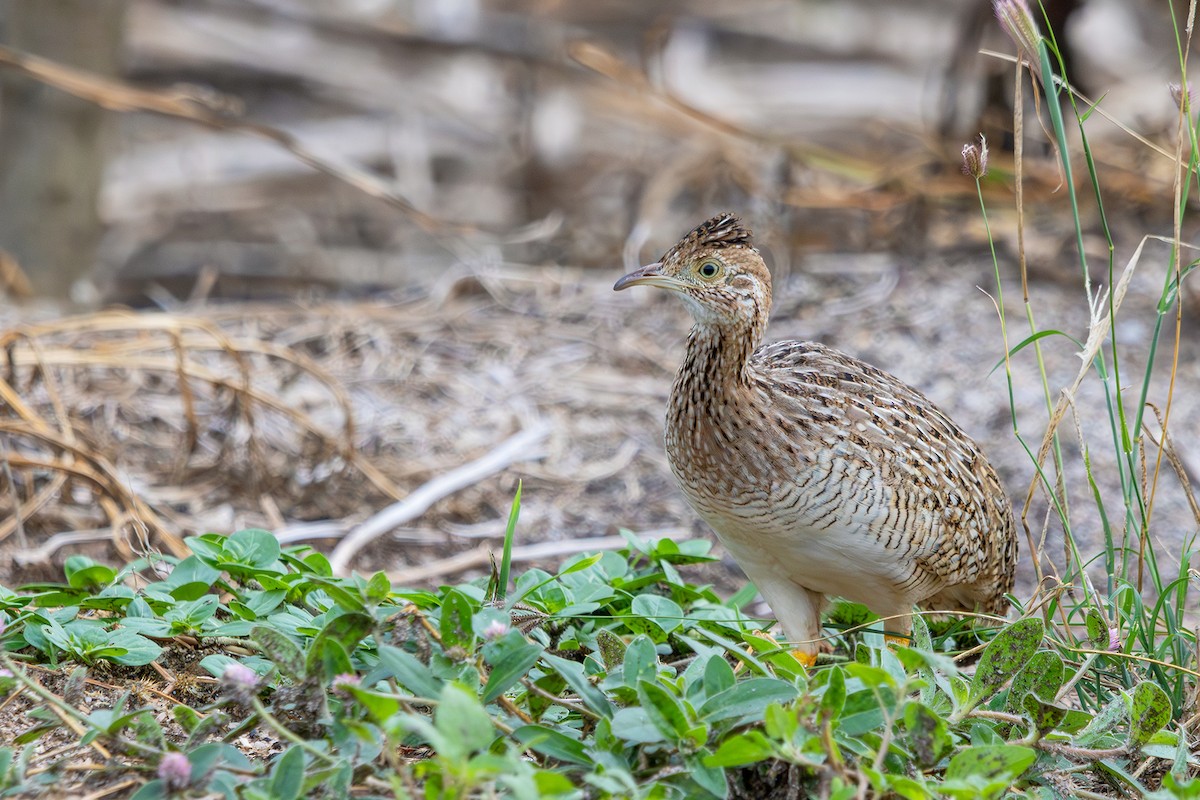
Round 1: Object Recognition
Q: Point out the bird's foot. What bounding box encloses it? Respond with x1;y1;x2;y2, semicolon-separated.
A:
790;649;818;668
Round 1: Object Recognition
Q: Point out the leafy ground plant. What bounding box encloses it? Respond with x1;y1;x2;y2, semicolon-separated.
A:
0;519;1193;799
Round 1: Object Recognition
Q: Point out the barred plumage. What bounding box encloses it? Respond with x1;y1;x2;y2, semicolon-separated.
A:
615;214;1017;661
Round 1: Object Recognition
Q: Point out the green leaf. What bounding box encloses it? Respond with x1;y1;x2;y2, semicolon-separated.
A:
497;482;521;602
305;612;373;679
698;678;798;724
944;744;1036;789
512;724;592;766
364;571;391;604
542;653;613;718
269;746;305;800
344;686;400;724
301;577;366;613
703;654;736;696
1085;608;1110;650
819;666;846;720
318;638;353;680
130;780;168;800
1129;681;1171;750
620;635;658;689
686;753;728;798
1006;650;1064;714
223;529;282;570
704;731;776;767
631;595;684;637
105;629;162;666
439;589;476;647
251;625;306;680
903;701;951;768
172;704;202;734
638;680;693;743
609;706;666;744
1021;693;1068;738
434;683;496;757
910;612;932;651
968;618;1042;709
377;645;441;699
764;702;799;741
481;632;543;704
160;556;223;601
595;629;626;669
990;330;1083;375
63;556;116;591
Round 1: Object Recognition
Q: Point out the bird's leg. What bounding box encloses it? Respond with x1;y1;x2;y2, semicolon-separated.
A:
756;580;827;667
884;611;913;649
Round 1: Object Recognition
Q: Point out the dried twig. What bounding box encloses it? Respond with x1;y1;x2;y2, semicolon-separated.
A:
328;424;551;575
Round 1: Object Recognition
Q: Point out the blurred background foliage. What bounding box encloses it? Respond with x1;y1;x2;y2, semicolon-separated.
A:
0;0;1189;303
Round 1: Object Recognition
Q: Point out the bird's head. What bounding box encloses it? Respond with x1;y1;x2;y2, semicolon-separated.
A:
614;214;772;337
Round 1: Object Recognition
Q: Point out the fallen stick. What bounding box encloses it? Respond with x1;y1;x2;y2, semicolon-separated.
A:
328;424;550;575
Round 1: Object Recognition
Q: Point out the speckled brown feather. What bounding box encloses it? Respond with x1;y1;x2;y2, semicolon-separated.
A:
617;213;1017;656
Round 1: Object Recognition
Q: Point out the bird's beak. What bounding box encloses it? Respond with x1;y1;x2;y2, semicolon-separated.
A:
613;262;681;292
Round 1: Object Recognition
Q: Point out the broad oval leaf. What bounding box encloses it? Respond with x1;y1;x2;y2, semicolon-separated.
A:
819;666;846;721
1128;680;1171;750
631;595;684;636
969;618;1043;707
433;683;496;756
377;644;441;699
1085;608;1110;650
251;625;306;680
481;632;543;704
105;629;162;666
698;678;798;724
703;653;736;696
512;724;593;766
223;529;282;570
1021;693;1069;737
620;635;658;690
903;701;951;768
1006;650;1064;714
945;744;1037;784
704;731;776;767
269;745;305;800
305;612;374;679
637;680;692;742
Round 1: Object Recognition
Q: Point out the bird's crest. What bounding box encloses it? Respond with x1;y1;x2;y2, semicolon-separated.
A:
663;213;754;262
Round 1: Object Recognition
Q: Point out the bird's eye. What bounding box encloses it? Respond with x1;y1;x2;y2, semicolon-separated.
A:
696;259;721;280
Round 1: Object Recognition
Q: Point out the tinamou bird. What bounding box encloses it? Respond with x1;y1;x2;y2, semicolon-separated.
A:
614;213;1017;664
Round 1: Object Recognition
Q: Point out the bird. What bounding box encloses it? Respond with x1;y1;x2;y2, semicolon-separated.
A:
614;213;1017;664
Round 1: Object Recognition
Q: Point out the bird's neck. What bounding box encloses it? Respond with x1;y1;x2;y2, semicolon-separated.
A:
679;320;761;394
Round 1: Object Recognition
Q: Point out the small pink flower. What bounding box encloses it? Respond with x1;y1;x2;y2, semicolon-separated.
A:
219;662;260;705
158;751;191;792
331;673;360;698
480;620;510;641
1108;627;1121;652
